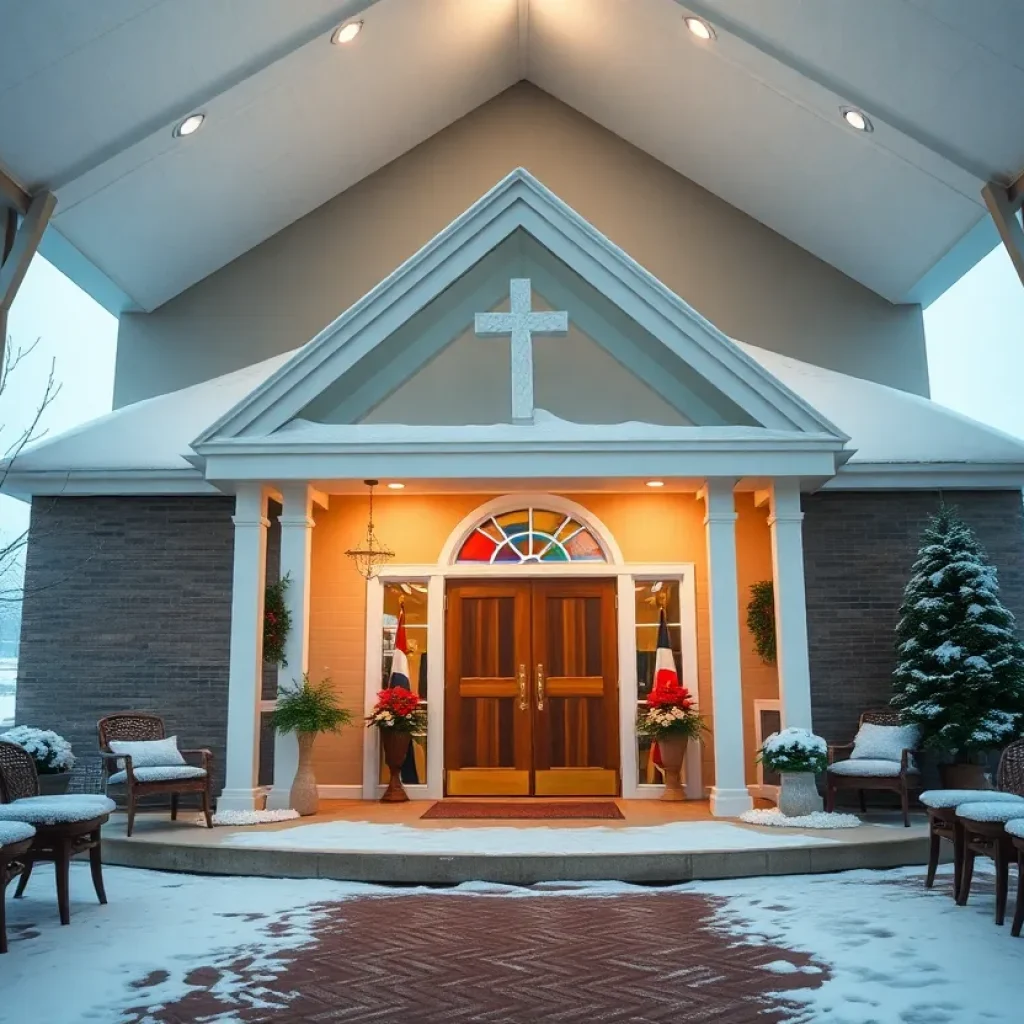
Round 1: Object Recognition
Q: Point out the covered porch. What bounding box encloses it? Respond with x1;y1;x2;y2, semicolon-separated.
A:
217;473;820;818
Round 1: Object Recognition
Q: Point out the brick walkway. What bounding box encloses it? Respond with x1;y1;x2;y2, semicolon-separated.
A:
124;890;827;1023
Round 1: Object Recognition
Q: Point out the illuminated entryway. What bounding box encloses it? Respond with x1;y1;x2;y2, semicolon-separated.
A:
362;494;701;802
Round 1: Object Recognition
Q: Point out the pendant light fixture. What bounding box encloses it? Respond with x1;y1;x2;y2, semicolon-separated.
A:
345;479;394;580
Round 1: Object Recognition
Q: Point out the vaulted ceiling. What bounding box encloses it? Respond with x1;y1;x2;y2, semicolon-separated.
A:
1;0;1021;313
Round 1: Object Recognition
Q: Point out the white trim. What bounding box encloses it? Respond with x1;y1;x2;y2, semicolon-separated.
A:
438;493;624;566
751;699;782;804
316;785;364;799
362;575;384;801
425;574;446;800
193;169;845;446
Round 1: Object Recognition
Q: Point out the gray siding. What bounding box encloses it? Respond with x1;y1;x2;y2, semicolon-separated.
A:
115;83;928;407
803;490;1024;744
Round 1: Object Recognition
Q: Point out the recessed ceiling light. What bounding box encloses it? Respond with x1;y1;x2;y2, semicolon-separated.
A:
684;16;715;41
387;482;405;490
173;113;205;138
645;480;665;488
332;20;362;45
841;106;873;133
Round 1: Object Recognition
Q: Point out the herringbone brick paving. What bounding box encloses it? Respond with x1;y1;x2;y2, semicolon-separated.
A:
124;891;827;1023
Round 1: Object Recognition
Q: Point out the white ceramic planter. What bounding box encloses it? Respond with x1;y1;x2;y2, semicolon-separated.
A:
778;772;823;817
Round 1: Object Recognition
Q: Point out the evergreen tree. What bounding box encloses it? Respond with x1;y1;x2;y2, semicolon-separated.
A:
891;507;1024;757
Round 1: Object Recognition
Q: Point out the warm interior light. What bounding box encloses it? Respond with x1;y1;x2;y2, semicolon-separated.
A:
841;107;872;132
387;482;405;490
645;480;665;488
684;17;715;40
332;20;363;44
174;113;205;138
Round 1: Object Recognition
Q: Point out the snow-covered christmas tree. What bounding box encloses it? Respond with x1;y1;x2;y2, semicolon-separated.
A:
891;507;1024;756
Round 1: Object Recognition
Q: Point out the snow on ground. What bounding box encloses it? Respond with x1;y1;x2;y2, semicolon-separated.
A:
1;863;1019;1024
691;865;1018;1024
222;818;845;855
0;691;13;727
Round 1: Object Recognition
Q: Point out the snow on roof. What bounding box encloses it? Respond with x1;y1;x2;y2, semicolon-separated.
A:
6;341;1024;482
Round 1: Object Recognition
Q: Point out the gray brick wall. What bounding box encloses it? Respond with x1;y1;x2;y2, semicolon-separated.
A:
16;496;236;792
15;490;1023;795
803;490;1024;744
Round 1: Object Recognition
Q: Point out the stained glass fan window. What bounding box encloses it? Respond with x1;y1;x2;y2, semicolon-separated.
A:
456;508;606;564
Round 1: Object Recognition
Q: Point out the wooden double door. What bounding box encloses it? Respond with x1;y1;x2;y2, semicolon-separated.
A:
445;579;619;796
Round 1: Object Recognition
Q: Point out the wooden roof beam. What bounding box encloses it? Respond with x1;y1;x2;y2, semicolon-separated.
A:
982;177;1024;289
0;165;30;216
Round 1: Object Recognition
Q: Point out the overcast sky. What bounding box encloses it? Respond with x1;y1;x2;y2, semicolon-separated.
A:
1;242;1023;557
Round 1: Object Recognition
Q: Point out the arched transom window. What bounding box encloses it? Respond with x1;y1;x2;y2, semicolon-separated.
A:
456;507;607;564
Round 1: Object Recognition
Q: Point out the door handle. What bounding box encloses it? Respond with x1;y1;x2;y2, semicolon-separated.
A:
517;664;528;712
536;663;545;711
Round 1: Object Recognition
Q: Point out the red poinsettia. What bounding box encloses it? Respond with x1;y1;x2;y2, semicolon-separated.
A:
367;687;427;732
647;681;695;711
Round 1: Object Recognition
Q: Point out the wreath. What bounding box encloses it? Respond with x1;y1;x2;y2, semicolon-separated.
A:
747;579;776;665
264;573;292;666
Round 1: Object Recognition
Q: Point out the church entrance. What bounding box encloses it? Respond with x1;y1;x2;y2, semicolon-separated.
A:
444;578;619;796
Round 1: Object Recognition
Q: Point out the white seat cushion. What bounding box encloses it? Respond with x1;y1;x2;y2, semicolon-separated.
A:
920;789;1024;809
850;722;921;762
0;821;36;846
108;736;185;769
0;796;115;825
1005;818;1024;840
828;758;916;777
956;801;1024;823
108;765;207;785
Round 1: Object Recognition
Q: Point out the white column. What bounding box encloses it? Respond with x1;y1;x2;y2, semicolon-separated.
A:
266;484;315;810
768;480;814;729
701;478;753;817
219;485;269;812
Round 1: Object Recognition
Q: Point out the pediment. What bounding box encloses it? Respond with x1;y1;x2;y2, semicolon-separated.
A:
193;169;846;450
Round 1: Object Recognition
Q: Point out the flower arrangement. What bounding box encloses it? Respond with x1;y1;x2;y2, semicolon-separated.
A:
367;687;427;733
264;573;292;667
269;674;352;736
637;681;704;740
1;725;75;775
758;727;828;774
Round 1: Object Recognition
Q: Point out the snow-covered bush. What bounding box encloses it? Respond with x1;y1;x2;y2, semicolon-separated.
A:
758;727;828;774
1;726;75;774
891;507;1024;757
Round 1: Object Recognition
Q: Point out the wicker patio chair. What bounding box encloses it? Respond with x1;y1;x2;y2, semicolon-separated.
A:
0;740;113;926
97;713;213;837
1;821;35;954
1007;817;1024;938
825;709;922;827
955;739;1024;925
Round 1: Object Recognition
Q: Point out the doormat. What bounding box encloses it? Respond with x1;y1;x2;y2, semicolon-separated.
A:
421;801;624;820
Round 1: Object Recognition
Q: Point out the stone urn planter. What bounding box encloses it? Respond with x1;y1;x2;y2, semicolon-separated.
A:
37;771;72;796
290;732;320;816
269;674;352;817
656;738;688;802
380;731;412;803
778;771;823;818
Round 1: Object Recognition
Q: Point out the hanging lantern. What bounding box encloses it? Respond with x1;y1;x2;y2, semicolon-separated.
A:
345;479;395;580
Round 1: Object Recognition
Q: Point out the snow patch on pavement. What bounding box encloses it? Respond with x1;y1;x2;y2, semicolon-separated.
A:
691;864;1018;1023
222;818;842;855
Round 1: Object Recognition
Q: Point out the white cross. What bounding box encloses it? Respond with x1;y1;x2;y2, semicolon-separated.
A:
474;278;569;423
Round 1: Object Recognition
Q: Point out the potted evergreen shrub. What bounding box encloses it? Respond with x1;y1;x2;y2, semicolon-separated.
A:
269;675;351;816
636;681;704;801
891;508;1024;789
366;688;427;802
0;726;76;794
758;728;828;817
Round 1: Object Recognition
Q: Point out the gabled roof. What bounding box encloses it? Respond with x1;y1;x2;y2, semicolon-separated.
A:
3;1;1020;310
193;168;845;448
5;336;1024;497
